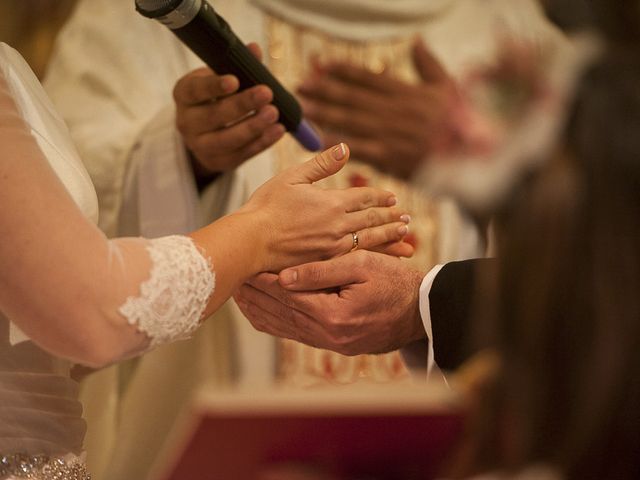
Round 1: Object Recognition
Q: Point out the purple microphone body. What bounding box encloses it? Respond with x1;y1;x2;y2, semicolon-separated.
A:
135;0;323;151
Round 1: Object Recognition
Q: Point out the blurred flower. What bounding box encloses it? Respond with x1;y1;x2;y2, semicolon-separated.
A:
414;34;601;215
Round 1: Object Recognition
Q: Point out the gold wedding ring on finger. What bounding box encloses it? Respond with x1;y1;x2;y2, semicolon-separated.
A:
350;232;359;252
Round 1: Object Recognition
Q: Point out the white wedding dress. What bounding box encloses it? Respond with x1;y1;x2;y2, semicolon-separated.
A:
0;43;215;479
0;43;95;480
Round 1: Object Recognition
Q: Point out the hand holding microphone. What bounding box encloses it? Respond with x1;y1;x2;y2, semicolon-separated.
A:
136;0;323;152
172;46;286;178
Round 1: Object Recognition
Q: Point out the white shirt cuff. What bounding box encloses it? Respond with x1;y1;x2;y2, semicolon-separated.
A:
419;263;445;378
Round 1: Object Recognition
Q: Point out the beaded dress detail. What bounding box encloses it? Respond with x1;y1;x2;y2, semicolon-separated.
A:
0;455;89;480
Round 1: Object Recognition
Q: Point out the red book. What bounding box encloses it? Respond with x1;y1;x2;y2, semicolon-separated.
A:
150;385;464;480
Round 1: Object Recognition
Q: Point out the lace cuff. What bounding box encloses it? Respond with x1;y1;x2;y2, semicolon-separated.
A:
118;235;215;347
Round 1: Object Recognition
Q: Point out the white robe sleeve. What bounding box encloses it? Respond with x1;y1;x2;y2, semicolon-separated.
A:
44;0;274;241
43;0;205;237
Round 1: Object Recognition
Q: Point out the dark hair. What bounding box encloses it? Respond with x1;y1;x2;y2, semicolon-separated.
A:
544;0;640;44
458;49;640;479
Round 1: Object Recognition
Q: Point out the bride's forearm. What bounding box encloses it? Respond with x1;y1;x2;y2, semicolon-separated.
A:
189;210;268;318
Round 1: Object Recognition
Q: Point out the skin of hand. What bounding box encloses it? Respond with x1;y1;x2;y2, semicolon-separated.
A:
234;250;426;356
173;43;285;179
234;143;414;272
297;38;458;179
191;144;413;320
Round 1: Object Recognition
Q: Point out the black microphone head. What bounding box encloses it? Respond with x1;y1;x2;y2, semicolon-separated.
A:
135;0;202;27
135;0;182;16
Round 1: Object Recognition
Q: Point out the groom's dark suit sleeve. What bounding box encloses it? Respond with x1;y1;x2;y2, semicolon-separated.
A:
428;258;495;370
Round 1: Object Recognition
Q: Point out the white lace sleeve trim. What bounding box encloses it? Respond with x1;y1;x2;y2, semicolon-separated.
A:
118;235;215;347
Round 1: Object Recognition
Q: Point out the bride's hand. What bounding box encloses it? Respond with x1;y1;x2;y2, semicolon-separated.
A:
240;143;413;272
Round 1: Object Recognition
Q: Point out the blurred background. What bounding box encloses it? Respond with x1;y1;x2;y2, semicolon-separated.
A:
0;0;78;78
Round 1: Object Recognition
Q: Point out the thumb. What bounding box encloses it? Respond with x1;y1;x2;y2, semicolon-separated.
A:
283;143;349;184
279;254;365;291
413;37;449;84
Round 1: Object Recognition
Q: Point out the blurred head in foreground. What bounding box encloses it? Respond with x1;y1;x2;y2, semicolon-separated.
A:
458;16;640;479
419;0;640;217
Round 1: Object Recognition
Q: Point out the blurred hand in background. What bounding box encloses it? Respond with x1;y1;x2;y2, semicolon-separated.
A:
297;38;458;179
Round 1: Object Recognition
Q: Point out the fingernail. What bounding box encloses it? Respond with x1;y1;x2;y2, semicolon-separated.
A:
280;269;298;286
332;143;347;161
387;196;398;207
221;76;238;93
253;87;272;103
398;225;409;236
400;214;411;224
267;124;286;140
260;106;278;122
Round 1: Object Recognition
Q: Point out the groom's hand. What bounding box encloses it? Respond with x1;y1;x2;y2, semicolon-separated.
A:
234;251;426;355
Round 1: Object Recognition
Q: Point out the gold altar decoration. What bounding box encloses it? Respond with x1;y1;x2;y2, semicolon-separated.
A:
266;15;442;387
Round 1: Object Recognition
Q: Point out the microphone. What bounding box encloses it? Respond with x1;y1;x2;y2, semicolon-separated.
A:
135;0;323;152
